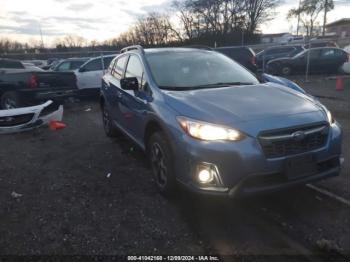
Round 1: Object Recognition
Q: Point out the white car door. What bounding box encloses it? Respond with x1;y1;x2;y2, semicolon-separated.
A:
76;58;103;90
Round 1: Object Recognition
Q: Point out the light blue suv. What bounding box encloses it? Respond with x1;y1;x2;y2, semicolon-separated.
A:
100;46;342;197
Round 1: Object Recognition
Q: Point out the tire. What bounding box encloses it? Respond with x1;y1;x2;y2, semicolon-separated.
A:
101;103;121;138
0;91;21;109
148;132;177;196
281;66;292;76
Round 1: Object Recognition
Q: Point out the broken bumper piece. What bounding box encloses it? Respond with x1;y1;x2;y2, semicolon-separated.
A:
0;100;63;134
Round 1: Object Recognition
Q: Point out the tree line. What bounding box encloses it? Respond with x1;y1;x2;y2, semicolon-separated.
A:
0;0;336;54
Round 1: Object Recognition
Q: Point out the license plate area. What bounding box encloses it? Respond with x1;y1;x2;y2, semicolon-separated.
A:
285;154;317;180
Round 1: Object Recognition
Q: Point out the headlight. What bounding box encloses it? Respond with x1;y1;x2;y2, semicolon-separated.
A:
177;116;244;141
326;110;335;125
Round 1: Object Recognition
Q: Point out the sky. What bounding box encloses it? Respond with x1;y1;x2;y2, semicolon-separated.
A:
0;0;349;46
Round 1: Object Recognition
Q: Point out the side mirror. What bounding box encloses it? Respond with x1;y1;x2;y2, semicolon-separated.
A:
78;67;86;73
121;77;138;90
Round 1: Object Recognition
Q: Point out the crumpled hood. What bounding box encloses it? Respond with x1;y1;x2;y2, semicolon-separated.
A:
163;83;324;126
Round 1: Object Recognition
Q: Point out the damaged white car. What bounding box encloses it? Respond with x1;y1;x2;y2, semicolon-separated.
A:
0;100;63;134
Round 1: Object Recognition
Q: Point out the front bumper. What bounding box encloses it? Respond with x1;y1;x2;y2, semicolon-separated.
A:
0;100;63;134
172;122;342;198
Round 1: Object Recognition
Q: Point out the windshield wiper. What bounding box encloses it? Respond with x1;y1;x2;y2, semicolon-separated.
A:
159;82;254;91
188;82;255;89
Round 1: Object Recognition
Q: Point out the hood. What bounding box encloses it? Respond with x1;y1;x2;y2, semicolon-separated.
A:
164;83;324;127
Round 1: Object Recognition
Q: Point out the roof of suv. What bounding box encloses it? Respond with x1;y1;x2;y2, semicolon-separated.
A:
144;48;211;54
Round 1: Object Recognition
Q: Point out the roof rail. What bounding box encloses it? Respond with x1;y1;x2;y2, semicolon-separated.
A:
184;45;213;51
120;45;145;54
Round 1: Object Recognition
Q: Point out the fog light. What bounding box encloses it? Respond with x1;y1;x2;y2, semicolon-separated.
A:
198;169;213;184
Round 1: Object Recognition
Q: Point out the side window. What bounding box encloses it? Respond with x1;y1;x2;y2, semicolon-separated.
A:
70;61;85;70
309;50;321;59
113;55;128;79
57;62;70;71
125;55;145;90
280;47;294;53
321;49;337;58
83;59;102;72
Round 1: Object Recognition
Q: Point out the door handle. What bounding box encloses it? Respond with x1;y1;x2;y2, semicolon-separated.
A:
117;92;123;98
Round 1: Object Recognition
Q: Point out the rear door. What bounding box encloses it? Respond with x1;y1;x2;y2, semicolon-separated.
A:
104;55;129;125
319;49;338;72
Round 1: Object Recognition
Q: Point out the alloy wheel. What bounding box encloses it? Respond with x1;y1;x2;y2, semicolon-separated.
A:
150;142;168;189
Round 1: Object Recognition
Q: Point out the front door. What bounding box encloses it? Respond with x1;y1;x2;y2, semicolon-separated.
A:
76;58;103;89
118;55;151;144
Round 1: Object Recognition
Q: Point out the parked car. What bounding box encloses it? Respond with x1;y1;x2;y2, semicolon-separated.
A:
256;45;305;69
100;46;342;197
42;59;62;70
22;62;44;71
52;58;89;72
0;100;63;134
341;45;350;74
0;58;25;69
215;46;257;72
75;55;116;94
259;73;306;94
0;59;78;109
266;47;349;76
304;40;338;49
22;60;47;68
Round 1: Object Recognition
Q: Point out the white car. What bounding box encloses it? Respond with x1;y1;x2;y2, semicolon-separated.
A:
74;55;116;93
341;45;350;74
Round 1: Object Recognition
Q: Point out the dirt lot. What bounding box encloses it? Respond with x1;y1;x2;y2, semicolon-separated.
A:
0;77;350;261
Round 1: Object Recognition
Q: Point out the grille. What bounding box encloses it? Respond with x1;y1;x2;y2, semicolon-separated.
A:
0;113;34;127
259;124;329;158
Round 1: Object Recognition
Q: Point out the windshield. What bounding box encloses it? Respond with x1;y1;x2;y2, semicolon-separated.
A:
146;50;259;90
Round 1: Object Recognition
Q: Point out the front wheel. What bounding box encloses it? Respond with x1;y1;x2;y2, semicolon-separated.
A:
148;132;177;196
102;103;121;138
0;91;21;109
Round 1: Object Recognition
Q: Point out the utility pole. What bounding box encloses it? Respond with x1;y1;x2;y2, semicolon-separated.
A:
322;0;328;36
39;23;44;48
296;0;301;35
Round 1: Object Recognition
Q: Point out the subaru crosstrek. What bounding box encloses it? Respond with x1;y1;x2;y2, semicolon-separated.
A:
100;46;342;197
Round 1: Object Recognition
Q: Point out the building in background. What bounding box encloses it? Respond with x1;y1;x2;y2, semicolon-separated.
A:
326;18;350;38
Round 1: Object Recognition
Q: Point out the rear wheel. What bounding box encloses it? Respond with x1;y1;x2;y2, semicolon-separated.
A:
0;91;21;109
281;66;292;76
148;132;176;196
102;103;121;138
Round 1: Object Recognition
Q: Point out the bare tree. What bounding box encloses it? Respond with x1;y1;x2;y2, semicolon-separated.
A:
288;0;333;37
243;0;280;33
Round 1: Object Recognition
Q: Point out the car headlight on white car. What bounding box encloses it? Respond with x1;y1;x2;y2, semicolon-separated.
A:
177;116;244;141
